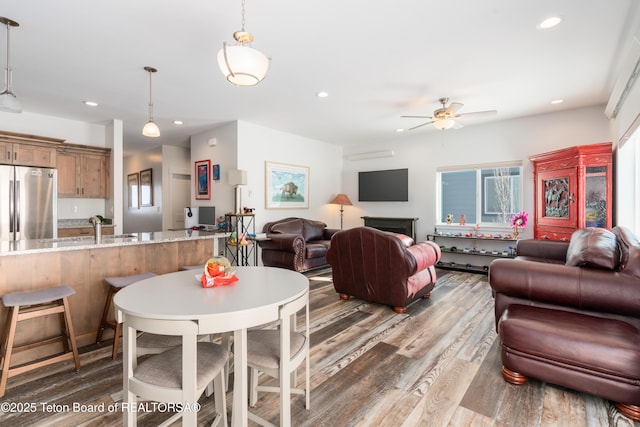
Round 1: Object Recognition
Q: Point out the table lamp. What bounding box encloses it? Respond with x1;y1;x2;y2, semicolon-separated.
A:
330;193;353;229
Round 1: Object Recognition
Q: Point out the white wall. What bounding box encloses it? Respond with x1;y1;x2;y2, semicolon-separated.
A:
342;105;611;241
190;122;239;221
123;146;163;233
236;121;343;231
606;15;640;234
190;121;344;232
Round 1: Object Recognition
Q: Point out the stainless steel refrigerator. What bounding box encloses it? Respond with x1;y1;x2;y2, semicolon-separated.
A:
0;165;57;241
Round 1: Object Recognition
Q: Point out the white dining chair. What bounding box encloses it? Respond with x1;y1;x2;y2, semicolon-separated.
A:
122;315;228;427
246;291;310;427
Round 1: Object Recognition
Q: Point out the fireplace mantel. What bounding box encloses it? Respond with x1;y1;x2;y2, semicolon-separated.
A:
361;216;419;241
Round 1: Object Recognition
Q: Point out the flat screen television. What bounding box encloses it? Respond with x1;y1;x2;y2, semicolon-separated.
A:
358;168;408;202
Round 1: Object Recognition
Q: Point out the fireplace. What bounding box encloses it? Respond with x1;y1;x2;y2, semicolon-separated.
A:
361;216;419;241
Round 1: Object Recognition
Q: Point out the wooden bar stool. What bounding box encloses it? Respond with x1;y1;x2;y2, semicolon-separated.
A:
0;285;81;398
96;272;157;359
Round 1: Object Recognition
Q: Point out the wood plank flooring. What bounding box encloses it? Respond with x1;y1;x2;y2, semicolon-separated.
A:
1;268;638;426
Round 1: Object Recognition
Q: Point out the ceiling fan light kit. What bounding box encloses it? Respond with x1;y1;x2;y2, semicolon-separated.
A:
401;97;497;131
217;0;270;86
0;17;21;114
434;118;455;130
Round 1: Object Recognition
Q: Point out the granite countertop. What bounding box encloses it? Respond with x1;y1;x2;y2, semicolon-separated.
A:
58;219;115;228
0;230;230;256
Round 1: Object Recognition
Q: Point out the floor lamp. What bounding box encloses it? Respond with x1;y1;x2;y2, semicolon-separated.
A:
330;194;353;229
229;170;247;214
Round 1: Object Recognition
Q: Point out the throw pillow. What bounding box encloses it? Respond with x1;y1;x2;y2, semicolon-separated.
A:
566;228;619;270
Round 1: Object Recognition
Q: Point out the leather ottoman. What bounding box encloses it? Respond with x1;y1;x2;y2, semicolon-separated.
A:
498;304;640;420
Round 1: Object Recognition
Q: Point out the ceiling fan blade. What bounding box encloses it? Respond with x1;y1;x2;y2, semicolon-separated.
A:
401;115;433;119
408;120;435;130
456;109;498;118
452;120;464;129
445;102;464;115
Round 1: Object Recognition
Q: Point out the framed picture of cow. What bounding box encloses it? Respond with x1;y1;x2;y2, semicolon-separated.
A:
265;161;309;209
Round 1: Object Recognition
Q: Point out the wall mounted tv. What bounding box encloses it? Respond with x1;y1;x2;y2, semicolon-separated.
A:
358;168;409;202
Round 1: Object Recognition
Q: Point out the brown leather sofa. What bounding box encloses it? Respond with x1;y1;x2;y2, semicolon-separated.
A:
258;217;340;273
326;226;441;313
489;225;640;421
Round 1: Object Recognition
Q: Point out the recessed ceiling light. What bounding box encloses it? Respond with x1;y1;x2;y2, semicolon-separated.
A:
83;101;98;107
538;16;562;29
396;128;405;133
173;120;184;125
316;91;329;98
551;99;564;104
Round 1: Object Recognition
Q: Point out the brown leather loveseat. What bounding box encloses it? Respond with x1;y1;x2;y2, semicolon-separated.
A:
326;226;441;313
258;217;340;273
489;226;640;421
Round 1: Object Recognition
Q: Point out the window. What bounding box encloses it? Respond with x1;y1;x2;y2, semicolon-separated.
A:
438;164;522;225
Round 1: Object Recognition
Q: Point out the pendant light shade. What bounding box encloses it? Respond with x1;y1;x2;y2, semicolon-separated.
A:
142;66;160;137
142;120;160;138
217;0;270;86
0;17;21;114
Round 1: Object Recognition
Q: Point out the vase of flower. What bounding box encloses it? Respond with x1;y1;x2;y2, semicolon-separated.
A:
510;211;528;239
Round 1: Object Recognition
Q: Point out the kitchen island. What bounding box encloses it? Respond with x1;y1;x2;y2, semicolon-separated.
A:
0;230;229;363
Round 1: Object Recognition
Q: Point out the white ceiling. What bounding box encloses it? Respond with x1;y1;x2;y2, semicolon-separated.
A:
1;1;638;155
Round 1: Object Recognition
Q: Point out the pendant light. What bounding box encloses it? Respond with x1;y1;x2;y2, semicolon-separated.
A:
142;66;160;137
217;0;270;86
0;17;21;113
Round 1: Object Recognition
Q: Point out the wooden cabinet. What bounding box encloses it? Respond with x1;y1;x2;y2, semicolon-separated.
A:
0;131;62;167
57;145;110;198
529;142;613;241
58;226;114;238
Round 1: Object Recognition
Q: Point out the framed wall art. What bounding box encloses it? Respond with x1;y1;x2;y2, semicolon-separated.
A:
212;164;220;181
127;172;139;209
195;159;211;200
140;168;153;207
265;161;309;209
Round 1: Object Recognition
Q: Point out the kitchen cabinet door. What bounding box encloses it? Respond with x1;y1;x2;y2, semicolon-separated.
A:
57;148;110;198
0;142;56;167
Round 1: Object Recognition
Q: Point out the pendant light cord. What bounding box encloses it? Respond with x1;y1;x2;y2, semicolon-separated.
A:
3;21;12;91
241;0;246;32
148;69;154;120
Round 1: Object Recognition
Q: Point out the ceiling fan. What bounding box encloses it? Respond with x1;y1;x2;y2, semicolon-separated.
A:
401;97;497;130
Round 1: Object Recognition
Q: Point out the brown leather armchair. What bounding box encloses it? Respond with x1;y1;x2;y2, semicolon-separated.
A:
326;226;441;313
489;226;640;421
258;217;340;273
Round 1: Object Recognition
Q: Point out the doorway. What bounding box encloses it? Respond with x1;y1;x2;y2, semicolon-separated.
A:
168;171;191;229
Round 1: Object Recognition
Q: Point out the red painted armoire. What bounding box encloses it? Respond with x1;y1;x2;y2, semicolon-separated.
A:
529;142;613;241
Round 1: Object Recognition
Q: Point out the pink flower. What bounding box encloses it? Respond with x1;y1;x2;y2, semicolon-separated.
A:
510;211;528;228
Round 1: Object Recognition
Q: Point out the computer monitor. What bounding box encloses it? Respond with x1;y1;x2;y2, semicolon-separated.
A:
199;206;216;227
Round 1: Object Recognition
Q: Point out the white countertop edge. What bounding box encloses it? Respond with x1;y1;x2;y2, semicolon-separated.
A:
0;231;231;256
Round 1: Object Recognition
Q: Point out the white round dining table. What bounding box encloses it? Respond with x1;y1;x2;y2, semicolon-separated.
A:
114;266;309;427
